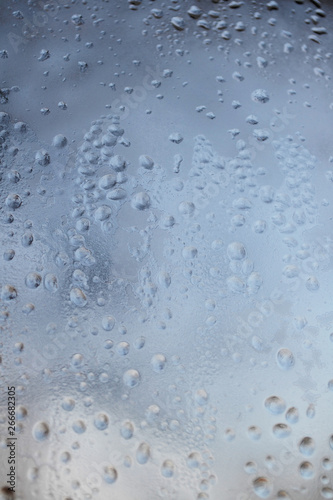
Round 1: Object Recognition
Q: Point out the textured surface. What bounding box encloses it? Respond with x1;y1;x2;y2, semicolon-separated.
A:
1;1;333;499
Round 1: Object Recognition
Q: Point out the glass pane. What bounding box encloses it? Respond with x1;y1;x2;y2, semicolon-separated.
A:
1;1;333;499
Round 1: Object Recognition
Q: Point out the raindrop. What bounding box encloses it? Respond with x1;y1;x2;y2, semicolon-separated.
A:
227;242;246;260
264;396;286;415
285;407;299;424
253;477;272;498
171;17;185;31
299;461;314;479
72;419;86;434
131;192;151;210
103;466;117;484
120;421;134;439
52;134;67;148
5;194;22;210
61;398;75;411
136;442;151;464
123;369;141;388
276;348;295;370
273;423;291;438
151;354;167;372
94;412;109;431
251;89;270;103
299;437;315;456
25;273;42;289
32;421;49;441
161;459;175;478
139;155;154;170
70;288;87;307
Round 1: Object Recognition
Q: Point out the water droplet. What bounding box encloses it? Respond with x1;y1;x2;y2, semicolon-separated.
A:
264;396;286;415
251;89;270;104
120;421;134;439
272;423;291;438
182;246;198;259
16;405;27;420
299;461;314;479
253;220;266;233
32;421;49;441
139;155;154;170
99;174;117;190
61;397;75;411
151;353;167;372
227;241;246;260
102;316;115;331
60;451;71;463
94;205;112;221
3;249;15;261
248;426;262;440
131;191;150;210
171;17;185;31
72;419;86;434
161;459;175;477
329;435;333;450
94;412;109;431
306;276;319;291
136;442;150;464
44;274;58;292
52;134;67;148
321;488;333;499
195;389;208;405
70;287;87;307
25;272;42;289
110;155;126;172
253;477;272;498
299;436;315;456
306;404;316;418
285;407;299;424
35;149;50;166
71;353;83;367
187;452;200;468
179;201;195;216
188;6;202;19
123;369;141;388
1;284;17;300
5;194;21;209
169;132;183;144
116;341;130;356
276;348;295;370
244;461;258;474
103;465;117;484
21;232;34;247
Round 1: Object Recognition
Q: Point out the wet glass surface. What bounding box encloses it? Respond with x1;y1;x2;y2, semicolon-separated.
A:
1;1;333;499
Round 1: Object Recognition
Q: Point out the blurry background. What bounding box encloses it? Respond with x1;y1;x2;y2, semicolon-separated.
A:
1;0;333;499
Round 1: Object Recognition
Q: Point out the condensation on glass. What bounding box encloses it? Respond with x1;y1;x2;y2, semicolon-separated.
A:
0;1;333;499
